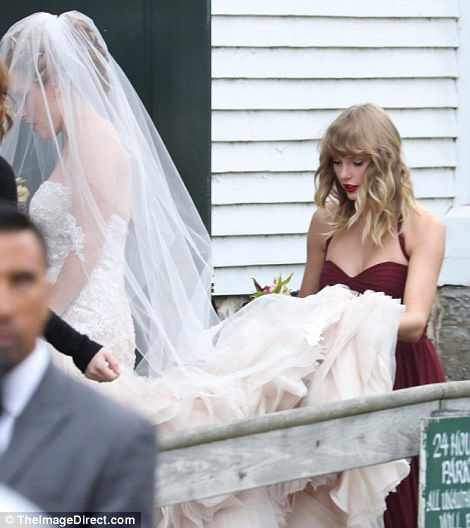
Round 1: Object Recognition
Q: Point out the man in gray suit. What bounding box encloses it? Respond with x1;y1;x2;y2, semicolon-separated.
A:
0;205;157;527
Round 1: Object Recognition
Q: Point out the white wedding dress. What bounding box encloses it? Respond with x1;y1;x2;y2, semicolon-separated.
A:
30;180;136;371
29;180;409;527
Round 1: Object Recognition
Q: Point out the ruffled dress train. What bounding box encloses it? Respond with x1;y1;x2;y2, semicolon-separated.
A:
88;287;409;528
30;182;410;527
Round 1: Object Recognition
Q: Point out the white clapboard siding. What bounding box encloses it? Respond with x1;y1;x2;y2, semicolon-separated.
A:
212;203;313;236
213;48;457;79
214;205;453;264
213;169;455;205
213;235;306;267
212;0;458;18
212;17;457;48
213;109;457;142
213;139;456;173
213;79;457;110
213;197;454;237
213;172;315;204
214;201;452;261
211;3;459;296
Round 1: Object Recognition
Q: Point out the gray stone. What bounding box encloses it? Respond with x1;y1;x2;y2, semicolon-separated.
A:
434;285;470;381
438;327;470;380
437;287;470;326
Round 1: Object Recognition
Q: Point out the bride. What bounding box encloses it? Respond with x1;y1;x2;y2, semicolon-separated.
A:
0;11;409;527
0;11;217;378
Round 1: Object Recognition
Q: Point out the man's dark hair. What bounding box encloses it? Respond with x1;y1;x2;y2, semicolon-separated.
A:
0;158;17;204
0;201;48;264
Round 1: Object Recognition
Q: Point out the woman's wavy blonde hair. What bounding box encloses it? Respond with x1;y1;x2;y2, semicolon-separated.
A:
0;61;13;142
315;103;418;245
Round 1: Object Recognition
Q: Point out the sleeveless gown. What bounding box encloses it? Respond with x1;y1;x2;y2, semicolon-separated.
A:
318;234;447;528
29;180;136;372
30;181;411;527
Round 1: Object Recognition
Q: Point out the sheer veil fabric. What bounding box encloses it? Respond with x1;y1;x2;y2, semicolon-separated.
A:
0;11;218;375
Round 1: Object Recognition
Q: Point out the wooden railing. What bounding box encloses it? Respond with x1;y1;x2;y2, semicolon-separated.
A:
156;380;470;507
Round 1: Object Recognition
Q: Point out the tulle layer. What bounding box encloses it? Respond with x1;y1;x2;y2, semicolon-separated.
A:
69;286;408;528
51;285;409;527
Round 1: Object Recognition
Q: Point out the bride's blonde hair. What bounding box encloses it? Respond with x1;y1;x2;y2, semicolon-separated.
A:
4;14;110;92
314;103;418;245
0;61;12;142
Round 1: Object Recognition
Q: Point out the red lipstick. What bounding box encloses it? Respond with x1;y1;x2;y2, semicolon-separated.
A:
343;184;358;193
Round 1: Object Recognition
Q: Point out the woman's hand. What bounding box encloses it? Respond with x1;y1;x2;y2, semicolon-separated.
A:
84;347;120;382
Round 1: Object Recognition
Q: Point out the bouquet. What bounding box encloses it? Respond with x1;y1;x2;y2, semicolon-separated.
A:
16;177;29;207
251;273;293;299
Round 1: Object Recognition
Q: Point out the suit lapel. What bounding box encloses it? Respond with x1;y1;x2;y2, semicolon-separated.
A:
0;363;71;483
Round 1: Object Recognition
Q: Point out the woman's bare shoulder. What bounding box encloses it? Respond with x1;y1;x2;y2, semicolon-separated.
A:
77;115;127;167
407;206;444;232
405;206;445;249
78;115;119;145
311;202;335;228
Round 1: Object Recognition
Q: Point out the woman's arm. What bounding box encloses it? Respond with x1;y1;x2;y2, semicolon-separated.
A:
44;312;120;381
398;209;445;342
299;208;329;297
45;311;100;369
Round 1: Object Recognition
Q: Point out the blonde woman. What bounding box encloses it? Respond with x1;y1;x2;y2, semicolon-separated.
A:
299;103;447;527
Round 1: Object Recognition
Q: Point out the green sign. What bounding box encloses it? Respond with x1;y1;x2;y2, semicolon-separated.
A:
419;416;470;528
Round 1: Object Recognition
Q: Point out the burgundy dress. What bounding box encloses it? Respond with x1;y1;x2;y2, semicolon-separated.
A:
318;234;446;528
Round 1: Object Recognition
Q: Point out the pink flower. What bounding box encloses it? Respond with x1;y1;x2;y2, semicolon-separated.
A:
251;273;293;299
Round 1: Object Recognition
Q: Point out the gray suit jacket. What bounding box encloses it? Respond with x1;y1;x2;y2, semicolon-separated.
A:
0;362;157;528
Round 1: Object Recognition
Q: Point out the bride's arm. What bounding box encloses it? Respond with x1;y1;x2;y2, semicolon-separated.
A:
48;245;101;315
49;120;130;315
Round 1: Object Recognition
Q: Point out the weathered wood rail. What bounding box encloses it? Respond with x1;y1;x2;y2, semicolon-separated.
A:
156;381;470;506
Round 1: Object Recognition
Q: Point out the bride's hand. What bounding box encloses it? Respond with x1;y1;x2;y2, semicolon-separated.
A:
85;348;120;382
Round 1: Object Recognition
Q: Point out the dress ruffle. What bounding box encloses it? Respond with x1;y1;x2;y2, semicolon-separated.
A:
54;285;410;527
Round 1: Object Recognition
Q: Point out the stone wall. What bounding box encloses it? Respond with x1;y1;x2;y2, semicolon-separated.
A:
433;285;470;381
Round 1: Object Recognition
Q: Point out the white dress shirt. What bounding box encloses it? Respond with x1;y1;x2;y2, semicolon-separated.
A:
0;483;43;511
0;340;50;455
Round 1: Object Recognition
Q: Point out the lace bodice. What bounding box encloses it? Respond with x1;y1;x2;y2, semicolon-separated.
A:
30;181;84;282
30;181;127;281
29;180;135;368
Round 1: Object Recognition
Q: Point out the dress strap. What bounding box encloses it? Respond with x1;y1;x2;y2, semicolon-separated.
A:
397;219;409;261
324;236;332;259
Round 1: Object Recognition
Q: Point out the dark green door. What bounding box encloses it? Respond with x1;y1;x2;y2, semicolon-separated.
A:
0;0;212;230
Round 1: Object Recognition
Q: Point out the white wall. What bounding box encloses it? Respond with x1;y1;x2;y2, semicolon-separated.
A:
212;0;467;295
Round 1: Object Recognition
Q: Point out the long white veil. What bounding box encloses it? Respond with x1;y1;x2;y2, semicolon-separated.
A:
0;11;219;375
